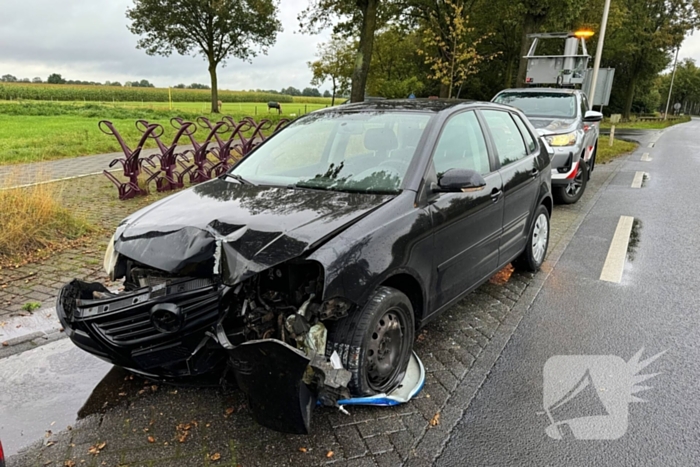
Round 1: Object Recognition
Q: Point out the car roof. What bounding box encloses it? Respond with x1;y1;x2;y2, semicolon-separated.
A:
317;98;481;114
496;87;579;95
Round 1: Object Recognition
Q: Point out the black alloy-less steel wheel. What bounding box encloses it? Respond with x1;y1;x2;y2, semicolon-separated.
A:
554;159;588;204
514;204;550;272
326;286;415;396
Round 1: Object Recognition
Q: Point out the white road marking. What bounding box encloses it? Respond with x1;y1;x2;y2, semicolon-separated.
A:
631;172;646;188
641;153;652;162
600;216;635;283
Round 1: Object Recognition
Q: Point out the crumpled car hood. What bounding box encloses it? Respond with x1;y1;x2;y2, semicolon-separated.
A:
529;118;578;136
114;178;394;284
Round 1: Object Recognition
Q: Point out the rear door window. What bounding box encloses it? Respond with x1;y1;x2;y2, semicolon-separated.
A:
481;110;528;167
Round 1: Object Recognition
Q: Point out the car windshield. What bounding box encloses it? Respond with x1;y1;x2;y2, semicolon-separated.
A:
494;92;577;119
230;111;432;194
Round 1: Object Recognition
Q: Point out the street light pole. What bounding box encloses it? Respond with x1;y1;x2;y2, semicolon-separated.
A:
588;0;611;107
664;46;680;121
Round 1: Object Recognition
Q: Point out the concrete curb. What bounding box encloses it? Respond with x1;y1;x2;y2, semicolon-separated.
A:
0;306;65;359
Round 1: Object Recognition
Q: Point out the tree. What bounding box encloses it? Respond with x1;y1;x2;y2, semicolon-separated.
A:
417;0;494;98
47;73;65;84
0;74;17;82
302;87;322;96
367;26;426;98
174;83;186;89
32;77;42;83
281;86;302;96
598;0;698;118
323;90;332;97
308;35;354;105
127;0;281;113
299;0;401;102
188;83;211;89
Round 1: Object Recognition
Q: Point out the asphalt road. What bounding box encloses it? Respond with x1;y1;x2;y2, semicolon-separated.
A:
438;121;700;465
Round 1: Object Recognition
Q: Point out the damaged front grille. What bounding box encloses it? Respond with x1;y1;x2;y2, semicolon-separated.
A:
77;278;219;347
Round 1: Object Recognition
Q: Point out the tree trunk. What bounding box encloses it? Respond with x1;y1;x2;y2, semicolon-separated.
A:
331;76;337;106
505;57;515;88
516;16;536;87
623;78;636;120
350;0;378;103
439;83;449;98
209;62;219;114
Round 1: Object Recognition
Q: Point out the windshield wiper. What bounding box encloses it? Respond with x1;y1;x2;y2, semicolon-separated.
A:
288;182;331;191
223;173;256;186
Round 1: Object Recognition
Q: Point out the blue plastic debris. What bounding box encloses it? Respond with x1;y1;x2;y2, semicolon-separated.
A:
337;351;425;406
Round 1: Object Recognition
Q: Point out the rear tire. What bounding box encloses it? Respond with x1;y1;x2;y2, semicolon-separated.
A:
514;204;550;272
554;159;587;204
326;287;415;396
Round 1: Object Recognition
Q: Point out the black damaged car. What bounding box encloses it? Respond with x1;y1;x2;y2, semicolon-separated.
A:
58;99;552;434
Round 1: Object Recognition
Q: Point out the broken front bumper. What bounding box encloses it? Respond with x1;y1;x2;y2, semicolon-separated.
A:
57;278;225;380
57;279;351;433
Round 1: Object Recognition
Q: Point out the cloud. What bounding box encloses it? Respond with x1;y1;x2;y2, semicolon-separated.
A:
0;0;331;91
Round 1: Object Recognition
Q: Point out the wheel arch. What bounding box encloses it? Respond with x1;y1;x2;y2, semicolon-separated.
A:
380;272;426;329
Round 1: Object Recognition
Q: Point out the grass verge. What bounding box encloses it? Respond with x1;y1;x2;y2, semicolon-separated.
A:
0;172;94;262
596;136;638;164
600;115;691;130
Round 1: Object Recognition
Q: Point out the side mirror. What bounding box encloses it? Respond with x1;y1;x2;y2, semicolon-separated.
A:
433;168;486;193
584;110;603;123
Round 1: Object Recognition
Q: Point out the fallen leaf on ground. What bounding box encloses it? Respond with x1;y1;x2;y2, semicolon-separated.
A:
64;461;76;467
430;412;440;426
2;342;8;347
224;407;234;416
147;436;155;443
87;442;106;455
326;451;334;458
298;447;307;453
46;441;56;447
210;453;221;461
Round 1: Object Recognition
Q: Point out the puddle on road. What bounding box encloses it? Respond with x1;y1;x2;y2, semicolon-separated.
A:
627;218;643;262
0;339;113;456
0;339;231;457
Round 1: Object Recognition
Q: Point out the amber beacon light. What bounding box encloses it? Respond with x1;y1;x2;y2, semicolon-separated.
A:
574;30;595;39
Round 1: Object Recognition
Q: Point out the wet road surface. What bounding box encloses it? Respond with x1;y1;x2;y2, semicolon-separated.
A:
438;120;700;465
0;339;112;456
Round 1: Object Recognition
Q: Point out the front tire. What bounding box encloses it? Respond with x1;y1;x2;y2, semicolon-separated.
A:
326;287;415;396
514;204;550;272
554;159;588;204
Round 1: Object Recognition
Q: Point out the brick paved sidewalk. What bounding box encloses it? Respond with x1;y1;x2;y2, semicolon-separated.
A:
0;146;193;189
5;153;629;467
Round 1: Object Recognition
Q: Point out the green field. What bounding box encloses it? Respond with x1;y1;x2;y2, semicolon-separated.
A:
80;100;331;116
0;82;336;105
0;101;327;165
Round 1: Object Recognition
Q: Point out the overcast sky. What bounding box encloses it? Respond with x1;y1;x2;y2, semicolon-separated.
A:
1;1;699;92
0;0;331;92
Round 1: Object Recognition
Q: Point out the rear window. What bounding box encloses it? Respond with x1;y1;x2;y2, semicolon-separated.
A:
493;92;577;119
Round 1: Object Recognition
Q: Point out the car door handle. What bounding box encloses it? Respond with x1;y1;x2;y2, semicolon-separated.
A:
490;188;502;202
531;168;539;178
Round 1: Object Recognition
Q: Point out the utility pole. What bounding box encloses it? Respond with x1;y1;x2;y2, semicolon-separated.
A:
664;46;680;121
588;0;611;107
